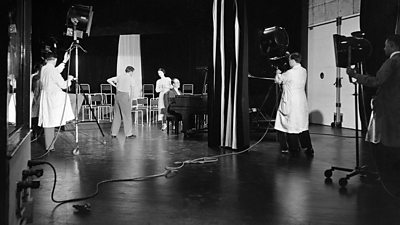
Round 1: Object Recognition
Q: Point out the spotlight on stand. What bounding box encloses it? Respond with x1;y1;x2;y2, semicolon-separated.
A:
333;31;372;68
259;26;289;58
65;5;94;39
258;26;290;72
325;31;373;188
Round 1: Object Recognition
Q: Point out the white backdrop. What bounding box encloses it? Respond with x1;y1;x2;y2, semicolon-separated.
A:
116;34;142;98
307;15;361;129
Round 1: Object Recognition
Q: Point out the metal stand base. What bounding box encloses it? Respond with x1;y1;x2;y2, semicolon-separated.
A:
324;165;372;187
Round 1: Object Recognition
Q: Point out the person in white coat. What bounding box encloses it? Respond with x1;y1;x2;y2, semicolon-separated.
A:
155;68;172;130
39;52;75;151
274;52;314;156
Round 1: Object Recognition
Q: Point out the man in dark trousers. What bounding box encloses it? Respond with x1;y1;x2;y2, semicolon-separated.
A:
347;34;400;175
107;66;137;139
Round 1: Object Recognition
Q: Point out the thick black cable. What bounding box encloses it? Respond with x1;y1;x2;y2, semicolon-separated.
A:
30;160;174;206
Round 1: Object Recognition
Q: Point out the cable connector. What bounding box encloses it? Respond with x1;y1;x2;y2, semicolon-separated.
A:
22;168;44;179
73;203;91;214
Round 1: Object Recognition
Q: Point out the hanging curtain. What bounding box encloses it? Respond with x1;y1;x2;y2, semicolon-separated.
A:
210;0;249;150
117;34;142;98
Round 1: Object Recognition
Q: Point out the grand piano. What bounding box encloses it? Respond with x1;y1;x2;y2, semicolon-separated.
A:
168;94;208;134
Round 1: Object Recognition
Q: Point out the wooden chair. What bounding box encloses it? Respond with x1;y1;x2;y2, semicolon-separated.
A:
100;83;113;93
131;99;143;125
136;97;149;125
149;98;159;123
143;84;155;99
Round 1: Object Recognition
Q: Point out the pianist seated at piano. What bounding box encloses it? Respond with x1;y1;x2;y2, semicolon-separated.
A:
164;78;195;135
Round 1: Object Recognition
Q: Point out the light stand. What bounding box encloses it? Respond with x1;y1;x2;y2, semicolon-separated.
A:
72;20;80;155
324;39;373;188
70;20;106;155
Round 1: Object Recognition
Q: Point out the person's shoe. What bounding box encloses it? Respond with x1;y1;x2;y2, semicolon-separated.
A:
126;134;136;139
161;123;167;131
304;148;314;157
111;135;117;138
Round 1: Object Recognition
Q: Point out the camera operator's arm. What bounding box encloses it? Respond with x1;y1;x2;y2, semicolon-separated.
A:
275;68;283;84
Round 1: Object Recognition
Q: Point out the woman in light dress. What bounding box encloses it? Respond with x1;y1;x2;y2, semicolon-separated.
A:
155;68;172;130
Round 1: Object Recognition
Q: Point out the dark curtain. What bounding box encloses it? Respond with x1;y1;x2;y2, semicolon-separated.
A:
1;2;10;224
210;0;249;150
360;0;399;134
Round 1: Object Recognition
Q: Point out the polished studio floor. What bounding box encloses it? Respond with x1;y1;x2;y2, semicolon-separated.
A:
30;122;400;225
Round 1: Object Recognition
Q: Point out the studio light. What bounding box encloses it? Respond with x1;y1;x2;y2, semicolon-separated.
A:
333;32;372;68
65;5;94;39
259;26;289;59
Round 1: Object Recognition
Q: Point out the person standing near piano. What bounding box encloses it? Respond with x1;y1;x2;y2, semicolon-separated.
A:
155;68;172;130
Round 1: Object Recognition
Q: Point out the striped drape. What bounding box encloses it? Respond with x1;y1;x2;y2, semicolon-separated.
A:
210;0;249;150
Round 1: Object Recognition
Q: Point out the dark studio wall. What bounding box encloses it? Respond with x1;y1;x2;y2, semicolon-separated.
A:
32;0;213;93
32;0;303;104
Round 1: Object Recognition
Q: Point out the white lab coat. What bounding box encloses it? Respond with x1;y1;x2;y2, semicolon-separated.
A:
38;63;75;128
274;64;309;133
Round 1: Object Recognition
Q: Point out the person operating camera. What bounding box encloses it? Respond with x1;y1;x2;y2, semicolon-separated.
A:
274;52;314;156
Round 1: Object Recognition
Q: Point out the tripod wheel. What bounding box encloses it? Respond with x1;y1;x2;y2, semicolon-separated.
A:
338;177;348;187
324;169;333;178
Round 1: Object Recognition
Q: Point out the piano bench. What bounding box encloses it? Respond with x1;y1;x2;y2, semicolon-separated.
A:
166;115;181;135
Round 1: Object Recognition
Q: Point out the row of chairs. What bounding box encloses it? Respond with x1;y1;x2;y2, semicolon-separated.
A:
79;83;202;98
81;93;115;122
131;97;160;125
78;83;114;94
80;92;160;126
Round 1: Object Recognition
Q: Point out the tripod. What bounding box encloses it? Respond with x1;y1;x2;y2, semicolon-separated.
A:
324;46;371;187
248;75;277;130
69;21;105;155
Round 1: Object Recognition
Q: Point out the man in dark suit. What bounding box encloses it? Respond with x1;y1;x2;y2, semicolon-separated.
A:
347;34;400;174
164;78;195;135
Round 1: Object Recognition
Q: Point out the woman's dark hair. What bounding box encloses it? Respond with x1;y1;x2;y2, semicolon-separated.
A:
158;68;166;74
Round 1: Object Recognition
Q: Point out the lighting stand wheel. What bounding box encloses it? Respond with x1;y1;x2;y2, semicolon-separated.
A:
338;177;348;187
324;169;333;178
